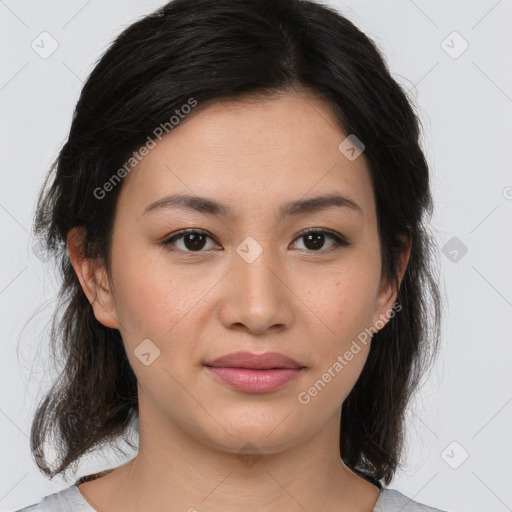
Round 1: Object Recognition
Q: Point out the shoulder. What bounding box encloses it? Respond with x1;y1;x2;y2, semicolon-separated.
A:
12;485;94;512
374;488;449;512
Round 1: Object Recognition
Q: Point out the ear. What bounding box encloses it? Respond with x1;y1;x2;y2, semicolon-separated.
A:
67;226;120;330
371;234;411;328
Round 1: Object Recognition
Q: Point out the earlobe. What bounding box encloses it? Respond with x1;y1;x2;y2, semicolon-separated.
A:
66;227;120;330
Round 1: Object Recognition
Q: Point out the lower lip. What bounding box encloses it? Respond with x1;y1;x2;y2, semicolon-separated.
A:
204;366;303;393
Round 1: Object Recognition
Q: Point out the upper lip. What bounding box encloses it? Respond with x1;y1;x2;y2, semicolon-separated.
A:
203;351;304;369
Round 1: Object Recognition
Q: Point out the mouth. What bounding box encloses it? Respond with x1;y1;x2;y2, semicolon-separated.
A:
203;351;305;394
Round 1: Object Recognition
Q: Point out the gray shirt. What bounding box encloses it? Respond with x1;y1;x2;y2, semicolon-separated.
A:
13;484;448;511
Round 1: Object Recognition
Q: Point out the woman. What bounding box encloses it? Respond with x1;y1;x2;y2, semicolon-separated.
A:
16;0;445;511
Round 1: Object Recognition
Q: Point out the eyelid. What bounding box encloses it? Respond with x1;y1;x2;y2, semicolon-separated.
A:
290;227;352;251
162;228;221;252
293;227;350;243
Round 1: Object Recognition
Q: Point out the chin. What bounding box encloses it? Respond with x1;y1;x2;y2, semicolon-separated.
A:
195;413;305;456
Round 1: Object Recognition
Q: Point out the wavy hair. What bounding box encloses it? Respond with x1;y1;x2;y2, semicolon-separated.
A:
30;0;441;486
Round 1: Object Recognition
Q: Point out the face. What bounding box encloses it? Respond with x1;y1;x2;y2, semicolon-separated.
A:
71;90;404;456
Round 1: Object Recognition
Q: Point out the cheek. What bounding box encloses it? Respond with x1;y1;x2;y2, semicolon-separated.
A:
303;260;381;341
110;241;203;353
297;323;371;413
110;253;208;407
295;253;380;393
298;286;374;411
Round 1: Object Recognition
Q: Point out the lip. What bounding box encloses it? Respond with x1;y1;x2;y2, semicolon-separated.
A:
204;351;304;369
203;351;305;394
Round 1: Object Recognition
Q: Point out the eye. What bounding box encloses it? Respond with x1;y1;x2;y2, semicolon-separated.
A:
161;229;220;253
161;228;351;254
291;228;351;252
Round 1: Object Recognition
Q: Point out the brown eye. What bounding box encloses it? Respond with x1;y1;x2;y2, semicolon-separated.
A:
162;229;219;253
292;229;350;252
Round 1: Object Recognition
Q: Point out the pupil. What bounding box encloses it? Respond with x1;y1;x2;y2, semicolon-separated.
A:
185;233;206;251
305;233;324;250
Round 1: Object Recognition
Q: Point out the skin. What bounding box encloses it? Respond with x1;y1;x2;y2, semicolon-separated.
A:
68;90;410;512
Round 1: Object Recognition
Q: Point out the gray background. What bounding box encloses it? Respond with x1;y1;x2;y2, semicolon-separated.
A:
1;1;511;511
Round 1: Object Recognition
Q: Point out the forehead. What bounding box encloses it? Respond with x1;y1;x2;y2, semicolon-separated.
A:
116;91;376;224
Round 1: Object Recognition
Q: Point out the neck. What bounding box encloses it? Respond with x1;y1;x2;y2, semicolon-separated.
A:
78;396;380;512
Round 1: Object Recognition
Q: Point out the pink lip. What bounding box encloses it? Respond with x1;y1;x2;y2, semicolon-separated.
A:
204;350;303;369
204;367;303;393
203;351;305;394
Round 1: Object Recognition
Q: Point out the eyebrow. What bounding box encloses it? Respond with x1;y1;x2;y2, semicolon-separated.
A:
142;192;363;220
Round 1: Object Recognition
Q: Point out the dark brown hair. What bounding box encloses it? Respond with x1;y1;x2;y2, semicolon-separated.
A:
30;0;441;487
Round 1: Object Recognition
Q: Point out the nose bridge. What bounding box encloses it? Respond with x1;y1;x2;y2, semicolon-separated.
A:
222;235;291;332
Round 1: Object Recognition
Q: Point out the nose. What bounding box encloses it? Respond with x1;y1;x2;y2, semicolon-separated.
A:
219;245;294;335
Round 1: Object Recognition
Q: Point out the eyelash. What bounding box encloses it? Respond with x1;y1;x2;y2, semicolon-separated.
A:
161;228;351;255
